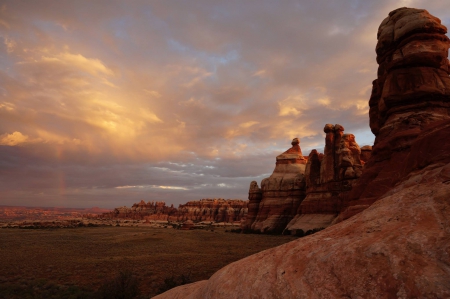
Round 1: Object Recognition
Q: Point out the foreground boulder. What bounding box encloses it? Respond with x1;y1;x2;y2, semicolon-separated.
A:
154;7;450;298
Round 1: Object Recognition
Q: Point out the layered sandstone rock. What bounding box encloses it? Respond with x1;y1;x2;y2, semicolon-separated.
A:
247;131;370;233
176;198;248;223
241;181;262;230
155;8;450;299
101;200;178;220
102;199;248;223
286;125;368;232
360;145;372;164
341;7;450;219
250;138;307;233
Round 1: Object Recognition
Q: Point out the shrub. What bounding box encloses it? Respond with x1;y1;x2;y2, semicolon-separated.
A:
304;227;325;236
96;270;140;299
157;270;192;294
294;229;305;237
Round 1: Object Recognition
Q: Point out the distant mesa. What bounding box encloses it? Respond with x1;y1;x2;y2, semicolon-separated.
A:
100;198;248;224
0;206;110;221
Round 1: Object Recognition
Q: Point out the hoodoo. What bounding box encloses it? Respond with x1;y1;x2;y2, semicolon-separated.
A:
155;7;450;298
245;127;368;233
245;138;307;233
286;124;369;232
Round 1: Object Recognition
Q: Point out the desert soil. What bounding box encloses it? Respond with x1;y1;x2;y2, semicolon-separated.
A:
0;226;296;297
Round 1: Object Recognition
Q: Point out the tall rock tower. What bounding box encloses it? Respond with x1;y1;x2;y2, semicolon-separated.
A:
341;7;450;219
247;138;307;233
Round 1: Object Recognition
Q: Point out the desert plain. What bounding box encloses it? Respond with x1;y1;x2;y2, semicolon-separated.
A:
0;225;296;298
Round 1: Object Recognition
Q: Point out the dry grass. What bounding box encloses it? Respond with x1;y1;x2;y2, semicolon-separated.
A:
0;226;297;297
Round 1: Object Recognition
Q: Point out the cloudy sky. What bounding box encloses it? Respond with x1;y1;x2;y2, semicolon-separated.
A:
1;0;449;208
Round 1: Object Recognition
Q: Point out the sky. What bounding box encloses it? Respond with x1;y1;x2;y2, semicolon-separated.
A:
1;0;449;209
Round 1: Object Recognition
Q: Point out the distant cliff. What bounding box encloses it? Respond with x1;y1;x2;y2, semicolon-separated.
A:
100;199;248;223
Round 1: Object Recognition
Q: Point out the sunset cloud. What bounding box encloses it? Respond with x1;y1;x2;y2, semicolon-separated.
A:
0;0;449;208
0;131;30;146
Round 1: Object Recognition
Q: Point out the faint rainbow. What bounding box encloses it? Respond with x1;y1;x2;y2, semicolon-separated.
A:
56;146;66;195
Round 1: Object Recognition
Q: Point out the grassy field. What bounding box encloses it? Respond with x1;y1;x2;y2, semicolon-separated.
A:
0;226;297;298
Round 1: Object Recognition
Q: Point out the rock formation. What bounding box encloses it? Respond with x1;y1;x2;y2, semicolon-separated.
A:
101;199;248;223
286;125;369;232
240;181;262;230
248;138;307;233
101;200;178;221
176;199;248;223
340;6;450;220
154;8;450;298
246;130;369;233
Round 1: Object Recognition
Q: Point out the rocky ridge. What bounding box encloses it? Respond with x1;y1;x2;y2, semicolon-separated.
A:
155;7;450;298
101;198;248;223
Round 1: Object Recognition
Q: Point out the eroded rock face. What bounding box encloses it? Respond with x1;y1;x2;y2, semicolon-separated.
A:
102;201;178;220
342;7;450;218
250;138;307;233
102;199;248;223
360;145;372;164
248;130;370;233
241;181;262;230
176;199;248;223
286;125;367;232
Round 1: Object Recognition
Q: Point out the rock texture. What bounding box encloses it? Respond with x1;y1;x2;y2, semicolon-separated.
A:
101;201;178;220
246;131;368;233
340;7;450;219
101;199;248;223
176;199;248;223
241;181;262;230
249;138;307;233
155;7;450;299
286;125;369;232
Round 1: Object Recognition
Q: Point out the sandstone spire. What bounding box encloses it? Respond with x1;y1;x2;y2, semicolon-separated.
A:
341;7;450;219
248;138;307;233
